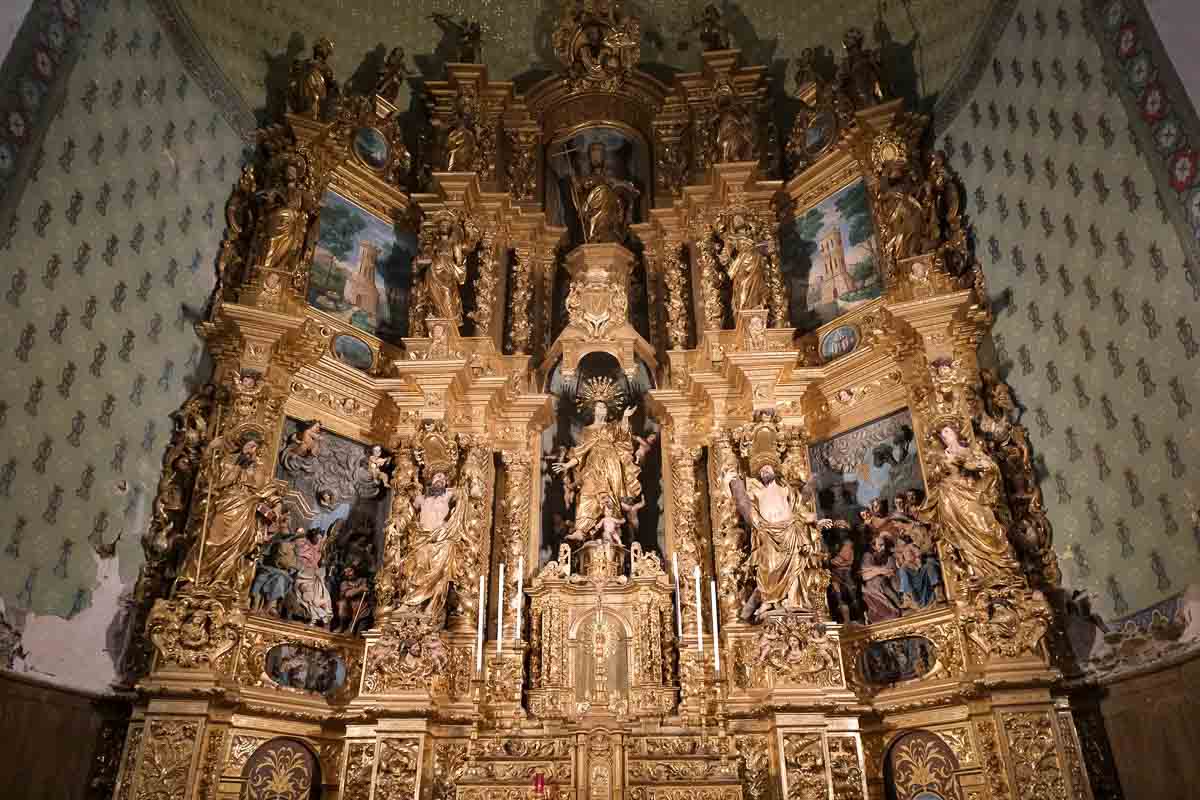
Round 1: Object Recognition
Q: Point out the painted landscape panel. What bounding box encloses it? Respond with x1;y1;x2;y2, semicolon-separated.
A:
307;190;417;344
780;178;882;332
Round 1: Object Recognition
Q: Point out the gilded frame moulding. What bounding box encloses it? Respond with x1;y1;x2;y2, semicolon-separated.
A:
230;613;366;706
840;605;970;697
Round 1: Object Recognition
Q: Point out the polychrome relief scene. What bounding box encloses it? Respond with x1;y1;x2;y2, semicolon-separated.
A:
248;419;389;634
809;410;942;624
859;636;937;685
781;178;882;332
265;642;349;694
307;190;417;343
545;125;648;245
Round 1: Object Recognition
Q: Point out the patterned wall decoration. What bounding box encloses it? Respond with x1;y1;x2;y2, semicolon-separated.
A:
0;0;242;692
938;0;1200;620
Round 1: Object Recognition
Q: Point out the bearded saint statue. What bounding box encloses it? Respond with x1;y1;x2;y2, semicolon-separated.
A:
177;432;285;595
717;213;769;314
400;440;482;624
252;160;316;279
424;214;471;325
724;421;844;617
568;142;639;244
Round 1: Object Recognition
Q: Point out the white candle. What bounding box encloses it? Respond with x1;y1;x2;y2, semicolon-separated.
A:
497;561;506;654
515;556;524;641
476;574;485;673
672;554;683;639
693;565;704;653
710;578;721;674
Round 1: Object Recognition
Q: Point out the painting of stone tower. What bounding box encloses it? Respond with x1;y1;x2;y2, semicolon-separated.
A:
308;190;417;344
784;178;883;332
811;229;858;305
343;240;381;319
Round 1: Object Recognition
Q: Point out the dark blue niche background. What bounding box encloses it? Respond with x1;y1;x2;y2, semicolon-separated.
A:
545;125;649;246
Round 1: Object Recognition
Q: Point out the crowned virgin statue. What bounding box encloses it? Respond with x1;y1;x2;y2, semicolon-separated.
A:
553;378;643;544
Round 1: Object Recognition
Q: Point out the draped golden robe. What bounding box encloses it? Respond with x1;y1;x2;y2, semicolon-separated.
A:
918;446;1022;589
178;455;281;593
401;490;470;623
256;188;307;275
723;232;768;313
445;124;477;172
744;479;827;610
573;175;630;243
569;421;641;540
426;238;468;324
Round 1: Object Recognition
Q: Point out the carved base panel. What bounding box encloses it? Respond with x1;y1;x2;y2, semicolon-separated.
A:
112;703;344;800
865;695;1095;800
112;689;1095;800
777;721;870;800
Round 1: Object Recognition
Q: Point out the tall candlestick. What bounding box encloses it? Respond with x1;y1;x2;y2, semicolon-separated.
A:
709;578;721;674
515;556;524;641
496;561;506;654
476;574;485;673
693;565;704;653
672;554;682;639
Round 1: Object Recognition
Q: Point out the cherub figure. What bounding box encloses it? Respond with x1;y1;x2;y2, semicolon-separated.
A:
366;445;391;488
280;420;322;474
620;495;645;533
633;432;658;465
591;499;625;545
547;445;579;507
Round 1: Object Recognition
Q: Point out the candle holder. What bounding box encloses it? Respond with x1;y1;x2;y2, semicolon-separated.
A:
470;674;486;718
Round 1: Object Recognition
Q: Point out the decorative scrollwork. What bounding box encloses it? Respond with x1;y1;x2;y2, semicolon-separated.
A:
132;720;200;800
363;615;451;694
753;614;843;687
146;594;241;670
552;0;641;93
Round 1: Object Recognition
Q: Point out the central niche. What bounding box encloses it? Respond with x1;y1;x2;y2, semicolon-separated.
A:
539;352;662;569
545;124;650;247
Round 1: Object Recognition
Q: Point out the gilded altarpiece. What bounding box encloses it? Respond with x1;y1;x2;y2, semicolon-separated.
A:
113;10;1094;800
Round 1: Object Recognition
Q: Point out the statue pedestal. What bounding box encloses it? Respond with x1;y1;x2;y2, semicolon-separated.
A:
544;243;657;378
887;251;960;302
577;541;624;579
